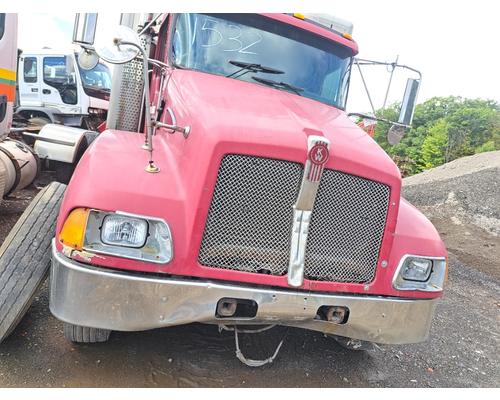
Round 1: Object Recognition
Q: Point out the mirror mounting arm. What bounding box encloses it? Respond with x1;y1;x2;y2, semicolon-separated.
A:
348;112;410;129
138;56;169;71
153;120;190;139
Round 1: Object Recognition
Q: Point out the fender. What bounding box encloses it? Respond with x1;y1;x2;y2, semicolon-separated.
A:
34;124;96;164
386;198;448;299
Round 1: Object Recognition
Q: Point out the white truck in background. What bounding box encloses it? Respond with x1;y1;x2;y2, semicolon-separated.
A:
16;49;111;131
16;49;110;182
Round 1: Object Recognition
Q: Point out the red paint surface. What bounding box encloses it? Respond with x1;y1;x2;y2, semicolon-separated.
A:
56;15;446;300
96;121;107;133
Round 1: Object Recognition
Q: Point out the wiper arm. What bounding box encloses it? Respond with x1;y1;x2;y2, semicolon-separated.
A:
252;76;303;96
226;60;284;79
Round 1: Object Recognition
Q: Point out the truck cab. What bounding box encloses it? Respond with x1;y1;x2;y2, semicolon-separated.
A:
16;49;111;130
47;13;447;357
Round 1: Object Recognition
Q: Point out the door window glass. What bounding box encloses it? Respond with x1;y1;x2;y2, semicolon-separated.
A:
23;57;37;83
0;14;5;41
43;56;78;105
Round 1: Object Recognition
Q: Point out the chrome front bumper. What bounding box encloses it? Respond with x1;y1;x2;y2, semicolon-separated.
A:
49;243;438;344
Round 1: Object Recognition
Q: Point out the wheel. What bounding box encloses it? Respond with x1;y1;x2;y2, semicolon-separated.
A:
0;182;66;343
63;322;111;343
28;116;51;128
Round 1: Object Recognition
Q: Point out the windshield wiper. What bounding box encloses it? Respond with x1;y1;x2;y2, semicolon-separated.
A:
251;76;303;96
226;60;284;79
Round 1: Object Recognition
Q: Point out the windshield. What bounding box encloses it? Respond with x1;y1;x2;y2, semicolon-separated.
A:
77;61;112;91
171;13;353;109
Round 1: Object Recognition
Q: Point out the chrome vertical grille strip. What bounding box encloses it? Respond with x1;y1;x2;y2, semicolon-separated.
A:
288;135;330;287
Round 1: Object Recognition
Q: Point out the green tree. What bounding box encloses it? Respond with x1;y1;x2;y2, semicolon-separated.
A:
371;96;499;175
421;119;449;168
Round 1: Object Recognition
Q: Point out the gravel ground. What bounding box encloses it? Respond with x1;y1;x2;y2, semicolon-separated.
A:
403;151;500;236
0;160;498;387
403;150;500;279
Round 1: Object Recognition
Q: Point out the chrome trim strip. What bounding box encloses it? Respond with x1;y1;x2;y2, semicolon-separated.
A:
288;209;312;287
288;135;330;287
50;242;438;344
392;254;447;292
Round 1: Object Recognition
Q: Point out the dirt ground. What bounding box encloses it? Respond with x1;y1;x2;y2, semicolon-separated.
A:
0;171;498;388
403;151;500;280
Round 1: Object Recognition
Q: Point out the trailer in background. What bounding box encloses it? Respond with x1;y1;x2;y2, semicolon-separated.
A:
0;13;38;204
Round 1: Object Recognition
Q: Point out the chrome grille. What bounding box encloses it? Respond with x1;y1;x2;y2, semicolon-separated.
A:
198;155;302;275
198;155;390;283
304;169;390;282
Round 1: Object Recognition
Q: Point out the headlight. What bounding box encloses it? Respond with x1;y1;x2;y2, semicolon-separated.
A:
59;208;173;264
101;215;148;248
401;258;432;282
393;255;447;292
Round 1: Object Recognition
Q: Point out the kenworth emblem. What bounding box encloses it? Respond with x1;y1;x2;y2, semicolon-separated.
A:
288;135;331;287
307;142;330;182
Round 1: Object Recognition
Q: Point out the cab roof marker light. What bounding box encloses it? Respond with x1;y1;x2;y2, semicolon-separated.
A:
293;13;306;20
302;13;354;36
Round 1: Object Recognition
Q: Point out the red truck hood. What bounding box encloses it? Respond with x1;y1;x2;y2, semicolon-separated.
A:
165;69;400;187
162;69;402;289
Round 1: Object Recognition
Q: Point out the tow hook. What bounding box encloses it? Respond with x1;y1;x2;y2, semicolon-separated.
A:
316;306;349;324
216;298;238;317
215;298;258;318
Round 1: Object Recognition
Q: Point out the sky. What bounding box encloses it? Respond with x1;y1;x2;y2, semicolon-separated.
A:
16;3;500;114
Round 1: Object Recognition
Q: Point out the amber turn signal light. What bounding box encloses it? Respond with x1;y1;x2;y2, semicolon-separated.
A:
59;208;90;250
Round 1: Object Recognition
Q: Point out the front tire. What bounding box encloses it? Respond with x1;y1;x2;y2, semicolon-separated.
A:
63;322;111;343
0;182;66;343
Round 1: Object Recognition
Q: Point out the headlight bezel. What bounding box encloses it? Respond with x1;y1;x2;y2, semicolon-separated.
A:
393;254;447;292
83;209;173;264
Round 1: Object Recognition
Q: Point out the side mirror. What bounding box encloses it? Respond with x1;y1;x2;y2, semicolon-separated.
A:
73;13;98;46
398;78;420;126
94;25;141;64
77;48;99;70
387;124;406;145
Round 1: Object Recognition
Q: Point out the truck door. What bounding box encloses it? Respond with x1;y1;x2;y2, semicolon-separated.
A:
41;55;78;108
18;55;42;106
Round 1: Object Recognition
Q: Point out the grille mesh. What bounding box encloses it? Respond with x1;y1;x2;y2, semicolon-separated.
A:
198;155;390;283
198;155;302;275
304;169;390;282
